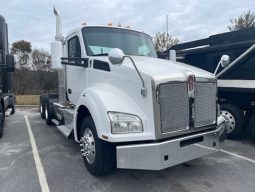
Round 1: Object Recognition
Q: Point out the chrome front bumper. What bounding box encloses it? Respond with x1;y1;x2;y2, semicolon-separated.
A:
117;125;225;170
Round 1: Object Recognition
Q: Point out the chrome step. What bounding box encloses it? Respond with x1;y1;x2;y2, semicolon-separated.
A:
53;102;75;109
51;119;60;126
57;125;72;138
5;108;12;117
53;102;66;109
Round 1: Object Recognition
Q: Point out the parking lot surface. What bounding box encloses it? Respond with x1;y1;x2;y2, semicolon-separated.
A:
1;107;255;192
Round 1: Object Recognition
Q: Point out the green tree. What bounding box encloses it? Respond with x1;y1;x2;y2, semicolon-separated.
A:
154;32;179;52
228;10;255;31
11;40;32;68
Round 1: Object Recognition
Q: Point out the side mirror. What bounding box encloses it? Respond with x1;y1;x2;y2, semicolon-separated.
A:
220;55;230;68
51;41;63;69
108;48;125;65
6;54;15;72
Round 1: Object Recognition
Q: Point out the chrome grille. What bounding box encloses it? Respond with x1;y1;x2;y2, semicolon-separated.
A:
158;83;189;133
194;82;217;128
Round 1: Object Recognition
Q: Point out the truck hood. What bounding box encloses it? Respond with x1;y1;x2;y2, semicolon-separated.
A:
93;56;215;79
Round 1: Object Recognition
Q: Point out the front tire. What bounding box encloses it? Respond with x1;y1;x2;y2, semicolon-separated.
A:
220;104;245;139
80;116;116;176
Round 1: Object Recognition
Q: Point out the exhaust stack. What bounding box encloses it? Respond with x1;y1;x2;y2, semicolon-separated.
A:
52;7;66;104
53;6;64;42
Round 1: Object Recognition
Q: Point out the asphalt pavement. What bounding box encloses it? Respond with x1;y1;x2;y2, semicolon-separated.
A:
1;107;255;192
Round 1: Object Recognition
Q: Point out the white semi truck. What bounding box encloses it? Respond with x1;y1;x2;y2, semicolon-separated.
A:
39;8;226;176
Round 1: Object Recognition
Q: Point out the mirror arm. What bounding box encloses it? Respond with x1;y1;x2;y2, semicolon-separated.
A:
125;55;147;97
214;61;221;75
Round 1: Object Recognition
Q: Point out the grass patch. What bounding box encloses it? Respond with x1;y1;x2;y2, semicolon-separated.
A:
16;95;40;105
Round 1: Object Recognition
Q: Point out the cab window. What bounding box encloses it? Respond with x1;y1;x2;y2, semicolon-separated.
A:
68;36;81;58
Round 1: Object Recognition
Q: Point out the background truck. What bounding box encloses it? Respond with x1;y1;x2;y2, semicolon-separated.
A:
0;15;16;138
39;8;226;176
166;28;255;139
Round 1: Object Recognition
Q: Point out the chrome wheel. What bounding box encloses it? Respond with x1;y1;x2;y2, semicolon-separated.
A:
221;110;236;133
80;128;96;164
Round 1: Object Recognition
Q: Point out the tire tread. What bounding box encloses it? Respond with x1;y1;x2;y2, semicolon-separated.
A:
80;116;115;176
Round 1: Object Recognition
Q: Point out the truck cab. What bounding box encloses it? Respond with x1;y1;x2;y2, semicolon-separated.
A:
0;15;16;138
40;8;226;176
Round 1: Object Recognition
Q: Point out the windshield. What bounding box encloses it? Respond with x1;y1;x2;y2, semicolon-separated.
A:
82;27;157;57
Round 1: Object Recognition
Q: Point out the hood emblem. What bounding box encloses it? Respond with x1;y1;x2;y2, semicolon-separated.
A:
188;75;195;98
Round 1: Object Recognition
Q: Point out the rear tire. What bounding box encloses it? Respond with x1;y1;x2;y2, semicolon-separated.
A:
220;104;245;139
40;97;45;119
9;96;15;115
45;100;53;125
80;116;116;176
0;105;4;138
1;106;5;127
10;105;15;115
0;116;3;138
249;115;255;139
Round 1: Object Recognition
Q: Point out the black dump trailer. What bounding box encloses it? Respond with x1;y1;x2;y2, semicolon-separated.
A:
0;15;16;138
165;28;255;139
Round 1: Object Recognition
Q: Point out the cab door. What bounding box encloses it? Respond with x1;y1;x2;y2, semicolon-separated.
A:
65;33;88;104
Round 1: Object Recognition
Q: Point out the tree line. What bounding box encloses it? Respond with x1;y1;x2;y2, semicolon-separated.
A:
11;69;58;95
10;10;255;95
11;40;51;70
10;40;58;95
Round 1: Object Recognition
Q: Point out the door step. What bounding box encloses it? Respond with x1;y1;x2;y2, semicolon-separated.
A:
51;119;60;126
57;125;73;138
50;106;74;138
5;108;12;117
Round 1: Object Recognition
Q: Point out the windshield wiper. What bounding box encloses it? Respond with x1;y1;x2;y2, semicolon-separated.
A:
92;53;108;56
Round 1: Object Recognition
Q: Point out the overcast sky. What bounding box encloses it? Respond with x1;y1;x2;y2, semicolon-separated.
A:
0;0;254;51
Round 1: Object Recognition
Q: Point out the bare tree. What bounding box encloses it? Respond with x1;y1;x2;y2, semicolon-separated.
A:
228;10;255;31
154;32;179;52
31;49;51;71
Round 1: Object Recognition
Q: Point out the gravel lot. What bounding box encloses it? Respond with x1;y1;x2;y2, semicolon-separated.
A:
1;107;255;192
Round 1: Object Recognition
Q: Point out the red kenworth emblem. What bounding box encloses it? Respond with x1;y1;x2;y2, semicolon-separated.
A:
188;75;195;91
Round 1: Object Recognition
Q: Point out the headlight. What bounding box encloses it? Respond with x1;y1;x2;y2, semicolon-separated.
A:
108;112;143;134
